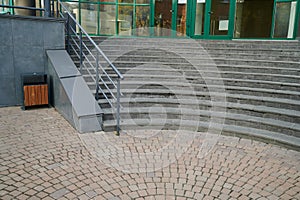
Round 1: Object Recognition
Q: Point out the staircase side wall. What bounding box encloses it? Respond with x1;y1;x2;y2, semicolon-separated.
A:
46;50;103;133
0;15;65;107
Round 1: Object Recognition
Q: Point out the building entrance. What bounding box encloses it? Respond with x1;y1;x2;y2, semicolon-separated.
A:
190;0;234;39
154;0;187;37
6;0;297;39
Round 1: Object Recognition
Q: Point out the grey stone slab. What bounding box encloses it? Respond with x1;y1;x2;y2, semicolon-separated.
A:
43;22;65;49
0;45;14;75
50;188;70;199
13;45;45;73
61;77;102;117
0;76;17;107
13;46;45;103
0;18;12;46
46;50;81;78
12;20;43;47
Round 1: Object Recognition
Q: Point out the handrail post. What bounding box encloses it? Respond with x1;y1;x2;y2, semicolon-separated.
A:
44;0;51;17
95;52;100;100
79;30;83;73
116;78;121;136
66;14;70;53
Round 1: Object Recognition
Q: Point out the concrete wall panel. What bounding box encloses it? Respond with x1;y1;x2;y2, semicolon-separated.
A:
0;15;65;107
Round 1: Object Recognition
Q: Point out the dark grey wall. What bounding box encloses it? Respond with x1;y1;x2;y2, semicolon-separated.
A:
47;50;103;133
0;15;65;107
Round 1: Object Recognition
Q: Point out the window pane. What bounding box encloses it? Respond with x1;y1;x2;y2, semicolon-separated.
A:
274;2;297;38
100;4;116;35
136;0;150;4
234;0;273;38
118;0;134;3
100;0;115;2
118;5;133;35
80;3;97;34
194;2;205;36
136;6;150;36
210;0;230;36
176;2;186;36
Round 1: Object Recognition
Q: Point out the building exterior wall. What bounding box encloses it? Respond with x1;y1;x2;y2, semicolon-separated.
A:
0;15;65;107
57;0;300;40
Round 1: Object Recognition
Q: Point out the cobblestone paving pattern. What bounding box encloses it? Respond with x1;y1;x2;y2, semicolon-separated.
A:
0;107;299;199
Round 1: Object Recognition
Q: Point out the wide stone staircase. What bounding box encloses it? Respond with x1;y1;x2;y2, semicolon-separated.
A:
71;37;300;148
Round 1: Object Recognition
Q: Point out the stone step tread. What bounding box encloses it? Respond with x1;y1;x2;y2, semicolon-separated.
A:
97;47;300;53
99;97;300;119
90;67;300;79
86;76;300;87
99;52;300;59
83;75;300;89
93;80;300;96
98;97;300;107
102;118;300;147
94;39;300;45
102;106;300;131
90;70;300;79
98;92;300;117
103;104;300;120
79;64;300;73
87;57;300;65
97;44;300;51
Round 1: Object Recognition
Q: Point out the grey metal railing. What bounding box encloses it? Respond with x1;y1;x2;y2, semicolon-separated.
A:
58;0;123;135
0;0;56;17
0;4;45;15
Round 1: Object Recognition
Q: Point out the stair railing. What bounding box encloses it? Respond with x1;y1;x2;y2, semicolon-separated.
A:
57;0;123;134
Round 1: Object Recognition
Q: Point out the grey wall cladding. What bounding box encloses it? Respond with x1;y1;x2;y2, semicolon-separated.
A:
0;15;65;107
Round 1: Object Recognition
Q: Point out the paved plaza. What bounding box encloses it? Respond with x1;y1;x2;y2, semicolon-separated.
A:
0;107;299;200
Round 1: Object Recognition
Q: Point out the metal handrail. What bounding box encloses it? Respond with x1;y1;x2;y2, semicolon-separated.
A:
0;4;45;12
58;2;123;80
57;0;123;134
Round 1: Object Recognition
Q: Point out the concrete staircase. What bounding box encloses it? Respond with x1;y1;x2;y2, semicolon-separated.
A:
71;37;300;148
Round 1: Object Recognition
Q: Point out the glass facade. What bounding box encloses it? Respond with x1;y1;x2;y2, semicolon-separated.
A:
60;0;151;36
2;0;299;39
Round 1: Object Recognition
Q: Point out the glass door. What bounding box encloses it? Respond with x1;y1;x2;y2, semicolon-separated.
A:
208;0;231;36
154;0;173;36
154;0;188;37
190;0;234;39
176;0;187;36
189;0;207;38
273;0;298;39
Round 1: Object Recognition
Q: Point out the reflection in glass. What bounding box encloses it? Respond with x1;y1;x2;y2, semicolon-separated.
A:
118;0;133;3
210;0;230;36
136;6;150;36
194;2;205;36
118;5;133;35
154;0;172;36
274;2;296;38
80;3;97;34
99;4;116;35
136;0;150;3
176;2;186;36
234;0;273;38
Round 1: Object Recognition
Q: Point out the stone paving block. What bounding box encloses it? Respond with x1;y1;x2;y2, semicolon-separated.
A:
49;188;69;199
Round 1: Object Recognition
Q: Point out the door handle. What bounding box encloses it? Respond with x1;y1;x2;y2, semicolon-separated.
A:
208;11;214;15
170;10;174;13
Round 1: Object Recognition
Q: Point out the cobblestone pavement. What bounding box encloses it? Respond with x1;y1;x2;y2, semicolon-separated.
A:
0;107;299;200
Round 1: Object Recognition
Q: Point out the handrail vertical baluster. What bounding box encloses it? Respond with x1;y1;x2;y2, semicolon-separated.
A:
95;52;100;100
116;78;121;135
79;30;83;73
66;14;70;54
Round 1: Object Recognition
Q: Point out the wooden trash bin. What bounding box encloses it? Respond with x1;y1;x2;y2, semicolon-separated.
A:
21;73;49;109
